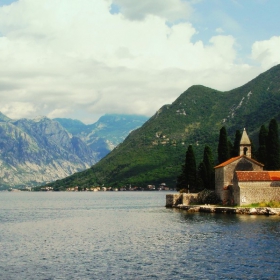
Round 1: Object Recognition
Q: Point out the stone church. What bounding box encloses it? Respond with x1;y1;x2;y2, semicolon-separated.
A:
215;128;280;206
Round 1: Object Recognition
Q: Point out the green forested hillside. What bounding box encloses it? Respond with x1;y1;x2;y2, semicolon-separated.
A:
43;64;280;190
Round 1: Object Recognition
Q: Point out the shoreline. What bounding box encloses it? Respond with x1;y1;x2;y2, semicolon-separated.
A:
166;193;280;215
167;204;280;215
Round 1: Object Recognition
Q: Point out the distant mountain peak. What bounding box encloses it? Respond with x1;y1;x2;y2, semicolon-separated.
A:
0;116;97;189
32;116;49;122
0;112;11;122
55;114;149;160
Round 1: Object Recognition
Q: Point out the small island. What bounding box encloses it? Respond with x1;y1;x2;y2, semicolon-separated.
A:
167;127;280;215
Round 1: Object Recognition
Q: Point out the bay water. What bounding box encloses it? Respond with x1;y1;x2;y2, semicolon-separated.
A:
1;192;280;279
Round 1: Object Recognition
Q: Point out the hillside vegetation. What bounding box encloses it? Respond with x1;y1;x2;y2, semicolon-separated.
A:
43;64;280;190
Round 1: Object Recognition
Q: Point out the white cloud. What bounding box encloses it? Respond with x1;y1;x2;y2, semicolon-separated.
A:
0;0;277;123
251;36;280;69
215;27;224;34
1;102;37;119
47;108;72;119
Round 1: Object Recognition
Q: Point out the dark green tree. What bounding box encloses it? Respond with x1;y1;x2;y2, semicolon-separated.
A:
266;119;280;170
203;145;215;189
251;140;257;160
197;162;207;191
232;130;242;157
257;124;268;167
176;145;197;192
185;145;197;192
176;164;187;191
228;140;233;158
218;126;230;164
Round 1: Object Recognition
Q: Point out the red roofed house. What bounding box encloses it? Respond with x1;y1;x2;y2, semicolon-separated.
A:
215;128;280;206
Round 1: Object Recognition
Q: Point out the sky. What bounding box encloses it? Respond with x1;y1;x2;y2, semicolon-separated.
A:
0;0;280;124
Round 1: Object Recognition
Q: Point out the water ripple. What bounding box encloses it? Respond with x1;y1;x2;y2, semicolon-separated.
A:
0;192;280;279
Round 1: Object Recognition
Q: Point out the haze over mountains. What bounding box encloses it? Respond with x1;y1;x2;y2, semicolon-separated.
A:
0;114;147;189
55;114;149;159
43;64;280;190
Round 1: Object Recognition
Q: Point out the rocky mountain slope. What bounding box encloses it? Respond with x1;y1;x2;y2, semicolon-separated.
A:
55;114;148;159
44;64;280;190
0;114;148;189
0;116;97;189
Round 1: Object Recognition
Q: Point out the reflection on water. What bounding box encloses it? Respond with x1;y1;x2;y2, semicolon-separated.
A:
0;192;280;280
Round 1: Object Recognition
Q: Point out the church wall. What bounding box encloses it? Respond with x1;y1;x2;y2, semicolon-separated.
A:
215;157;263;203
215;158;249;202
215;167;224;201
221;163;237;202
215;164;237;202
234;157;263;172
235;182;280;206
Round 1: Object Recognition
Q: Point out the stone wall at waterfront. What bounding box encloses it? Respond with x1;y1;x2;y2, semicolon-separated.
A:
166;194;181;207
182;193;198;205
166;193;198;207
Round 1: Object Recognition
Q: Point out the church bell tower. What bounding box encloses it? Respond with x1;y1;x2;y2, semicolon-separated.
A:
240;128;251;158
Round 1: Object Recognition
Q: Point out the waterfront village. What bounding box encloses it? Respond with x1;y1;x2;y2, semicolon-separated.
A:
7;183;173;192
45;183;172;192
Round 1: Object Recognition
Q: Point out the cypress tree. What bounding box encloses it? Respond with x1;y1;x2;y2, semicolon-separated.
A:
176;145;197;192
197;162;207;191
228;140;233;157
266;119;280;170
251;140;257;160
176;165;187;192
185;145;197;192
232;130;242;157
258;124;268;167
218;126;230;164
203;145;214;189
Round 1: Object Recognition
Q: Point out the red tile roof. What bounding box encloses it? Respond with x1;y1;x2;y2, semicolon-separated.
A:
236;171;280;181
214;156;242;168
214;155;263;169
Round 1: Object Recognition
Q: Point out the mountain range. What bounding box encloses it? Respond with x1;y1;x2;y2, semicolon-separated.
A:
0;114;147;189
55;114;148;159
42;64;280;190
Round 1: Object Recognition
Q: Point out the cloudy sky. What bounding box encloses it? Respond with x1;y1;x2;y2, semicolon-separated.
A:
0;0;279;123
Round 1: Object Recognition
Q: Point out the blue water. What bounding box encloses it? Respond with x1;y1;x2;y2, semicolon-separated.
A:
0;192;280;280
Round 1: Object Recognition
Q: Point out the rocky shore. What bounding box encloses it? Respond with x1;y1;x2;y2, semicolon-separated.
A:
166;193;280;215
171;204;280;215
